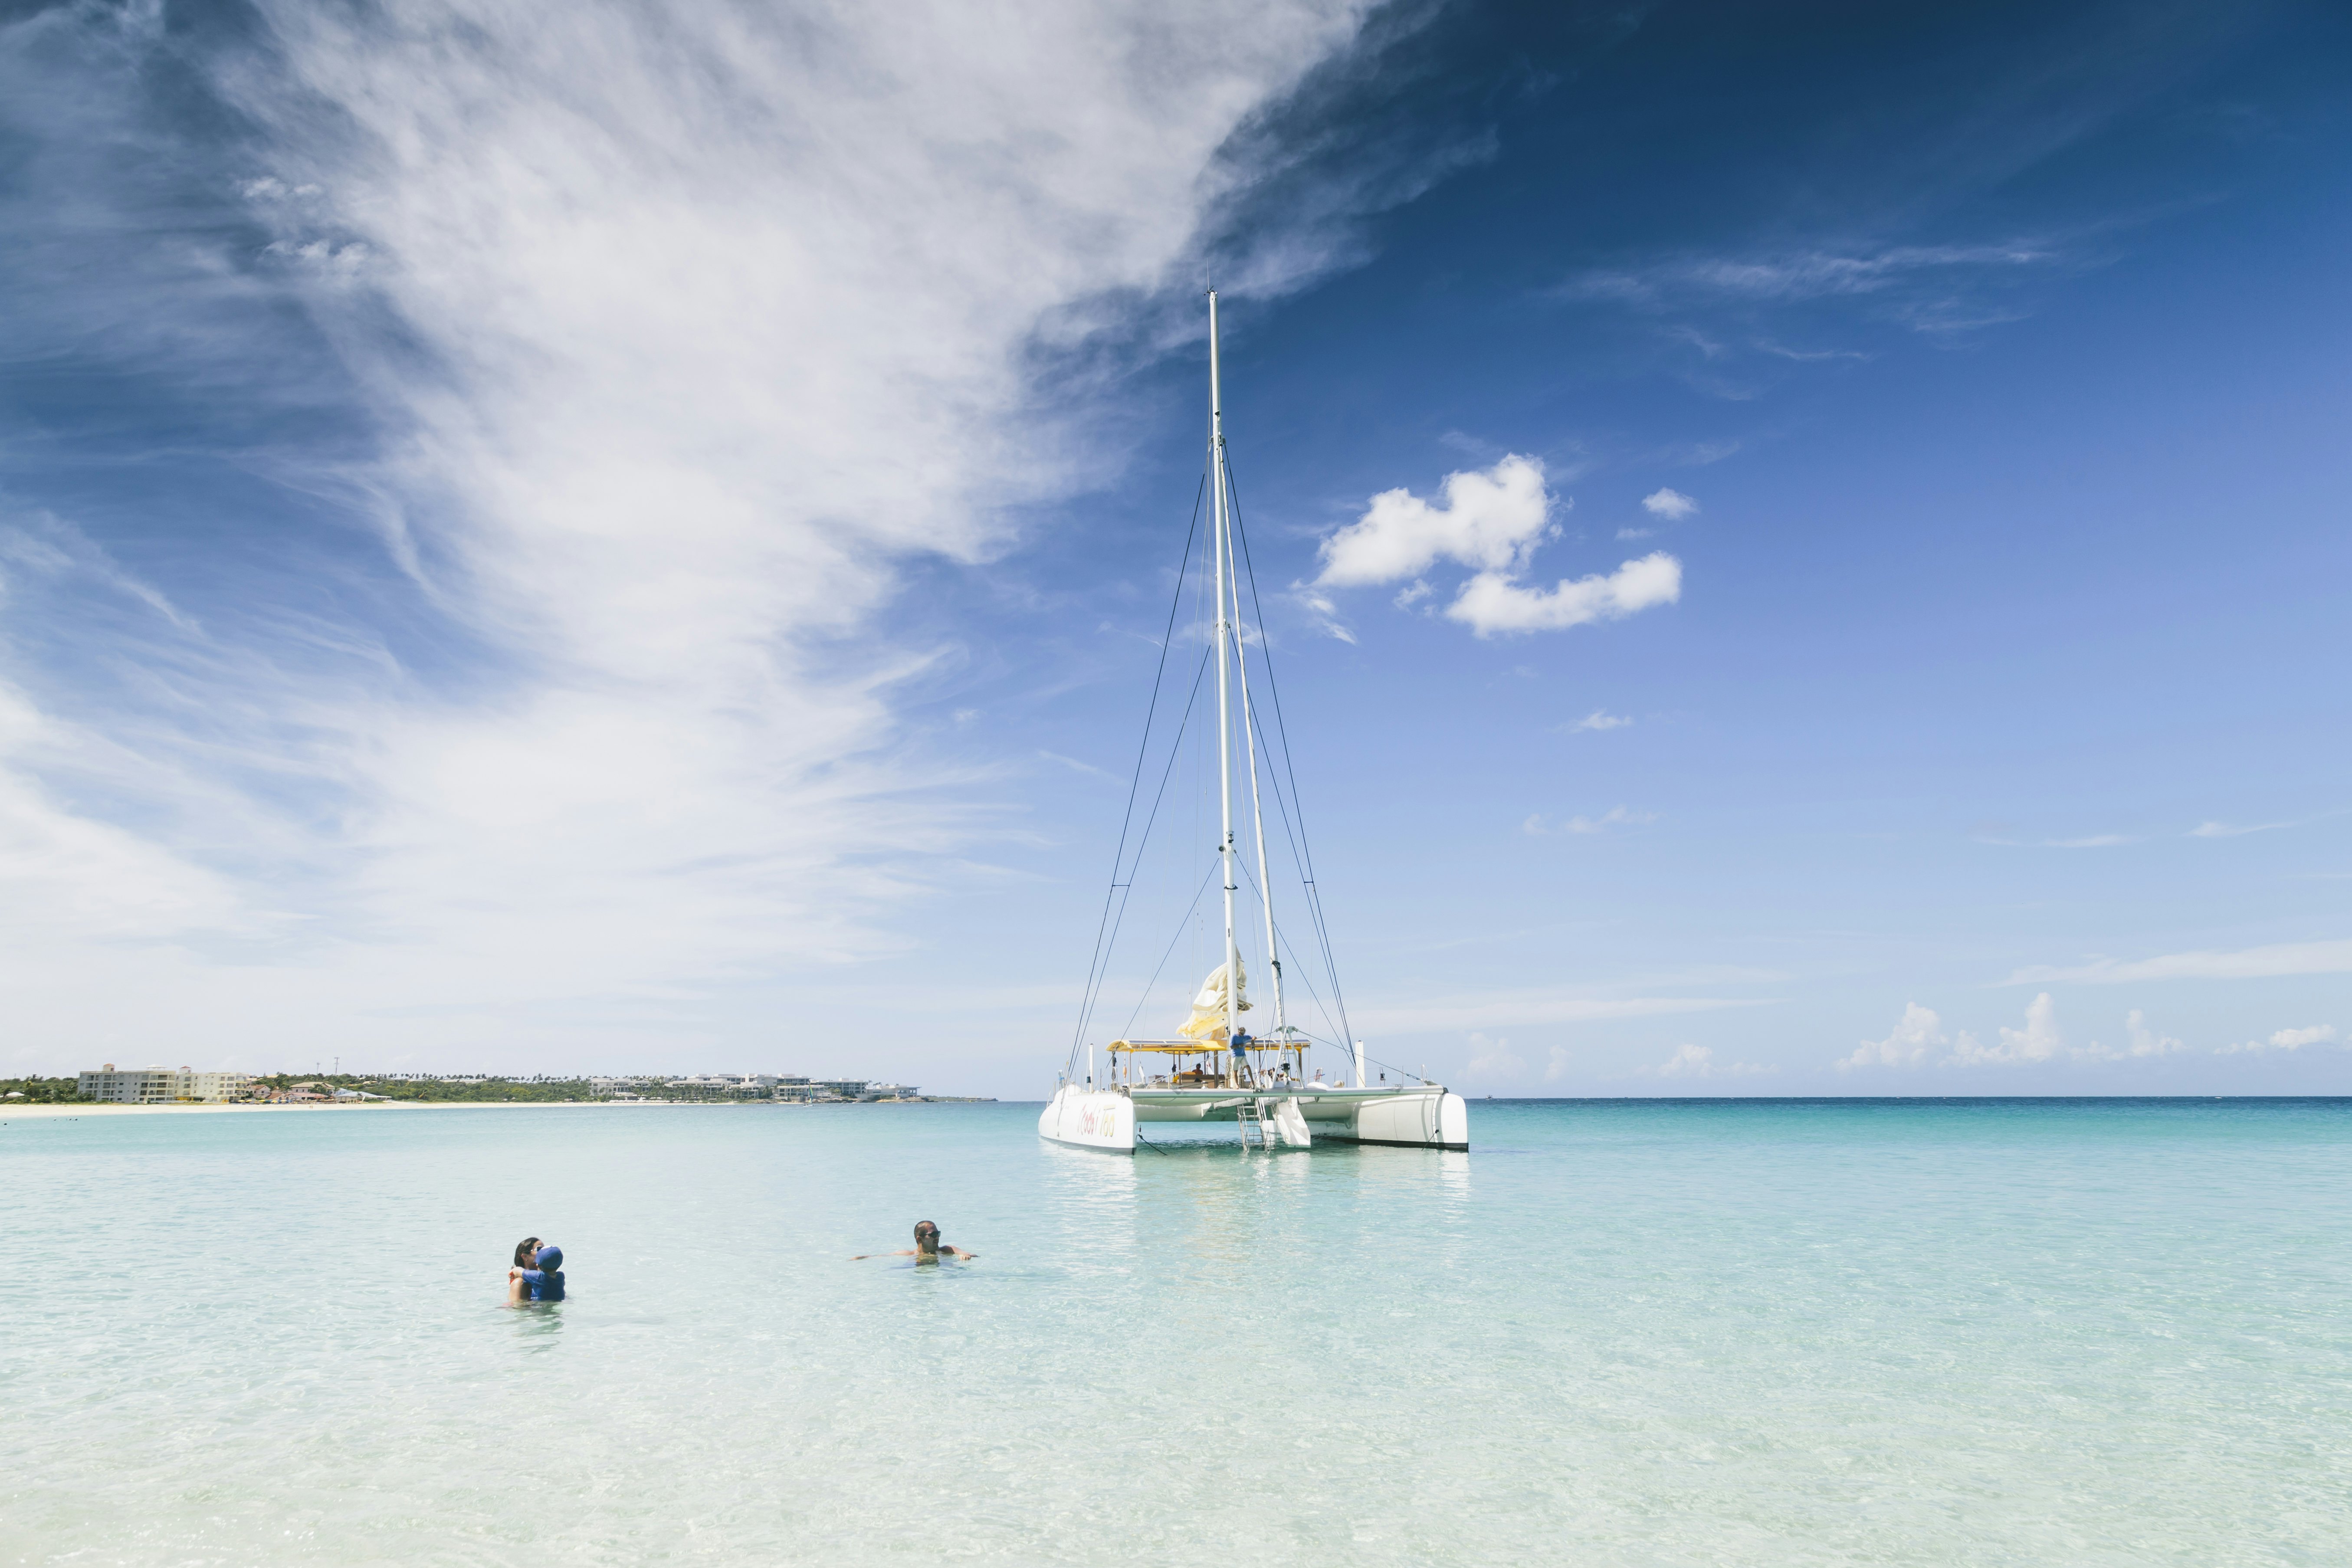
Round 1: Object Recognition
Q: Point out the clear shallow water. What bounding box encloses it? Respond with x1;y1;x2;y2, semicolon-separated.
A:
4;1099;2349;1566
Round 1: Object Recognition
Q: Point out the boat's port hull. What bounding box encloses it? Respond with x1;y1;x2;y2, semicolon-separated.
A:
1038;1083;1467;1152
1037;1087;1135;1151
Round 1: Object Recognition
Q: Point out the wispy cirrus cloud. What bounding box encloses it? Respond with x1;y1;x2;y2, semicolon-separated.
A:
1352;988;1765;1037
2004;938;2352;986
1555;240;2057;334
2188;819;2291;838
0;0;1396;1071
1522;805;1655;837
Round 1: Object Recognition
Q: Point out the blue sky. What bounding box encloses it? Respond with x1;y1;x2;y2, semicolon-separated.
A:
2;0;2346;1095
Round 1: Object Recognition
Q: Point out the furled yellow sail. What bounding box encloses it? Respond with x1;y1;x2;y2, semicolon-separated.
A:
1177;958;1250;1042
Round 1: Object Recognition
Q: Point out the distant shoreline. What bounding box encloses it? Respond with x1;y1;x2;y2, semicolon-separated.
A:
2;1098;995;1120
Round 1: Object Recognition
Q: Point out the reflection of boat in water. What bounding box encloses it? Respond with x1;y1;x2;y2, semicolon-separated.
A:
1040;292;1466;1156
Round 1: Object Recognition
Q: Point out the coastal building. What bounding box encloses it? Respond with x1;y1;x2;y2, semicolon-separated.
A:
77;1065;253;1104
859;1083;919;1100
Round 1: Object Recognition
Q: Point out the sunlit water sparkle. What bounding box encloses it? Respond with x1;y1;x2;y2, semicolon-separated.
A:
5;1099;2348;1565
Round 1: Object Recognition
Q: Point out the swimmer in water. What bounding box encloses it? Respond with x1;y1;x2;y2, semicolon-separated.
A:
508;1242;566;1303
851;1220;977;1263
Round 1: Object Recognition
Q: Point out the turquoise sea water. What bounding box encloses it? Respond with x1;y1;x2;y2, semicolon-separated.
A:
5;1099;2349;1565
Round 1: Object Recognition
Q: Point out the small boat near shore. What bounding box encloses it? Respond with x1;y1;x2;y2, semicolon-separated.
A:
1041;292;1467;1155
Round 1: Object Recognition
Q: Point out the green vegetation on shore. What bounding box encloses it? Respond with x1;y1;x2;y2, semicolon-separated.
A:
1;1076;94;1104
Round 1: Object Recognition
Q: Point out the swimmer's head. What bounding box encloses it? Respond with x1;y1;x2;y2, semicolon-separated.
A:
913;1221;940;1253
534;1244;563;1271
513;1236;541;1268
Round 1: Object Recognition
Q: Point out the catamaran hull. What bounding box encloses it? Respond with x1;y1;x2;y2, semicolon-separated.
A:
1038;1083;1468;1152
1037;1087;1135;1152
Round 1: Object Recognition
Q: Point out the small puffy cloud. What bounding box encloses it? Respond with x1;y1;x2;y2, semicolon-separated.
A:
1467;1031;1524;1079
1316;454;1552;587
1570;709;1631;732
1839;1002;1944;1069
2215;1023;2337;1055
1543;1044;1572;1082
1449;551;1681;637
1949;992;2063;1065
1651;1043;1774;1079
1641;487;1698;520
1616;526;1653;540
2075;1010;2187;1063
1315;455;1683;640
1524;804;1655;836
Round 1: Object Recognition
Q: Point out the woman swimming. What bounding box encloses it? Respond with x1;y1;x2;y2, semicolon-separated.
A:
851;1220;977;1263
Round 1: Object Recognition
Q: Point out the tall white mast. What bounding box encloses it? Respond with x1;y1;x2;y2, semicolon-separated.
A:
1208;292;1241;1080
1226;489;1289;1044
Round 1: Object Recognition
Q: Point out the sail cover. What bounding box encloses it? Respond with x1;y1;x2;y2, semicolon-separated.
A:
1177;958;1250;1042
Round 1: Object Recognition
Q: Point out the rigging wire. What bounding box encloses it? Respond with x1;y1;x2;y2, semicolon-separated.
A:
1220;452;1356;1056
1119;859;1223;1041
1074;641;1212;1053
1065;476;1205;1079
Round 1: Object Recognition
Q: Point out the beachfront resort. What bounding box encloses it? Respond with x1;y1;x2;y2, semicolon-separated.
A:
25;1068;955;1108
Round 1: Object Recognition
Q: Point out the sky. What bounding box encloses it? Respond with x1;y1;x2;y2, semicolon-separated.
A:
2;0;2347;1096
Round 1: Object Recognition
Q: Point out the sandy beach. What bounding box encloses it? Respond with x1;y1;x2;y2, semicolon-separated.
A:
0;1099;780;1119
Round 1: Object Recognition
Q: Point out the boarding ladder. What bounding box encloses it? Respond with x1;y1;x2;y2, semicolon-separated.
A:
1235;1098;1266;1150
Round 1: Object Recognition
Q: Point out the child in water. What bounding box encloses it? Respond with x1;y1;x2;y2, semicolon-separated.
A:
507;1243;566;1304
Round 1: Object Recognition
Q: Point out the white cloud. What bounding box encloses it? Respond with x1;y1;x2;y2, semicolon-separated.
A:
1449;552;1682;637
1523;805;1656;836
1615;526;1653;540
1466;1031;1523;1078
1838;1001;1944;1069
1560;243;2053;309
2189;820;2289;838
1314;454;1682;639
1315;453;1553;587
1350;988;1765;1036
1543;1044;1572;1082
1570;710;1632;732
1949;992;2063;1066
2216;1024;2337;1055
1649;1043;1773;1079
1978;833;2136;848
2006;938;2352;986
2075;1010;2187;1063
1641;487;1698;520
0;0;1390;1072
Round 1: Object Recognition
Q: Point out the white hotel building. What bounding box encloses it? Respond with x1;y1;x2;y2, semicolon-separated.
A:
77;1065;253;1104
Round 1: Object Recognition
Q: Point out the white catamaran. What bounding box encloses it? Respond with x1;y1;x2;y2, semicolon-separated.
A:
1040;292;1469;1155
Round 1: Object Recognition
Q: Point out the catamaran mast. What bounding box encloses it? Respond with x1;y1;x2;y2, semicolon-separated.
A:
1208;292;1241;1083
1227;478;1289;1047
